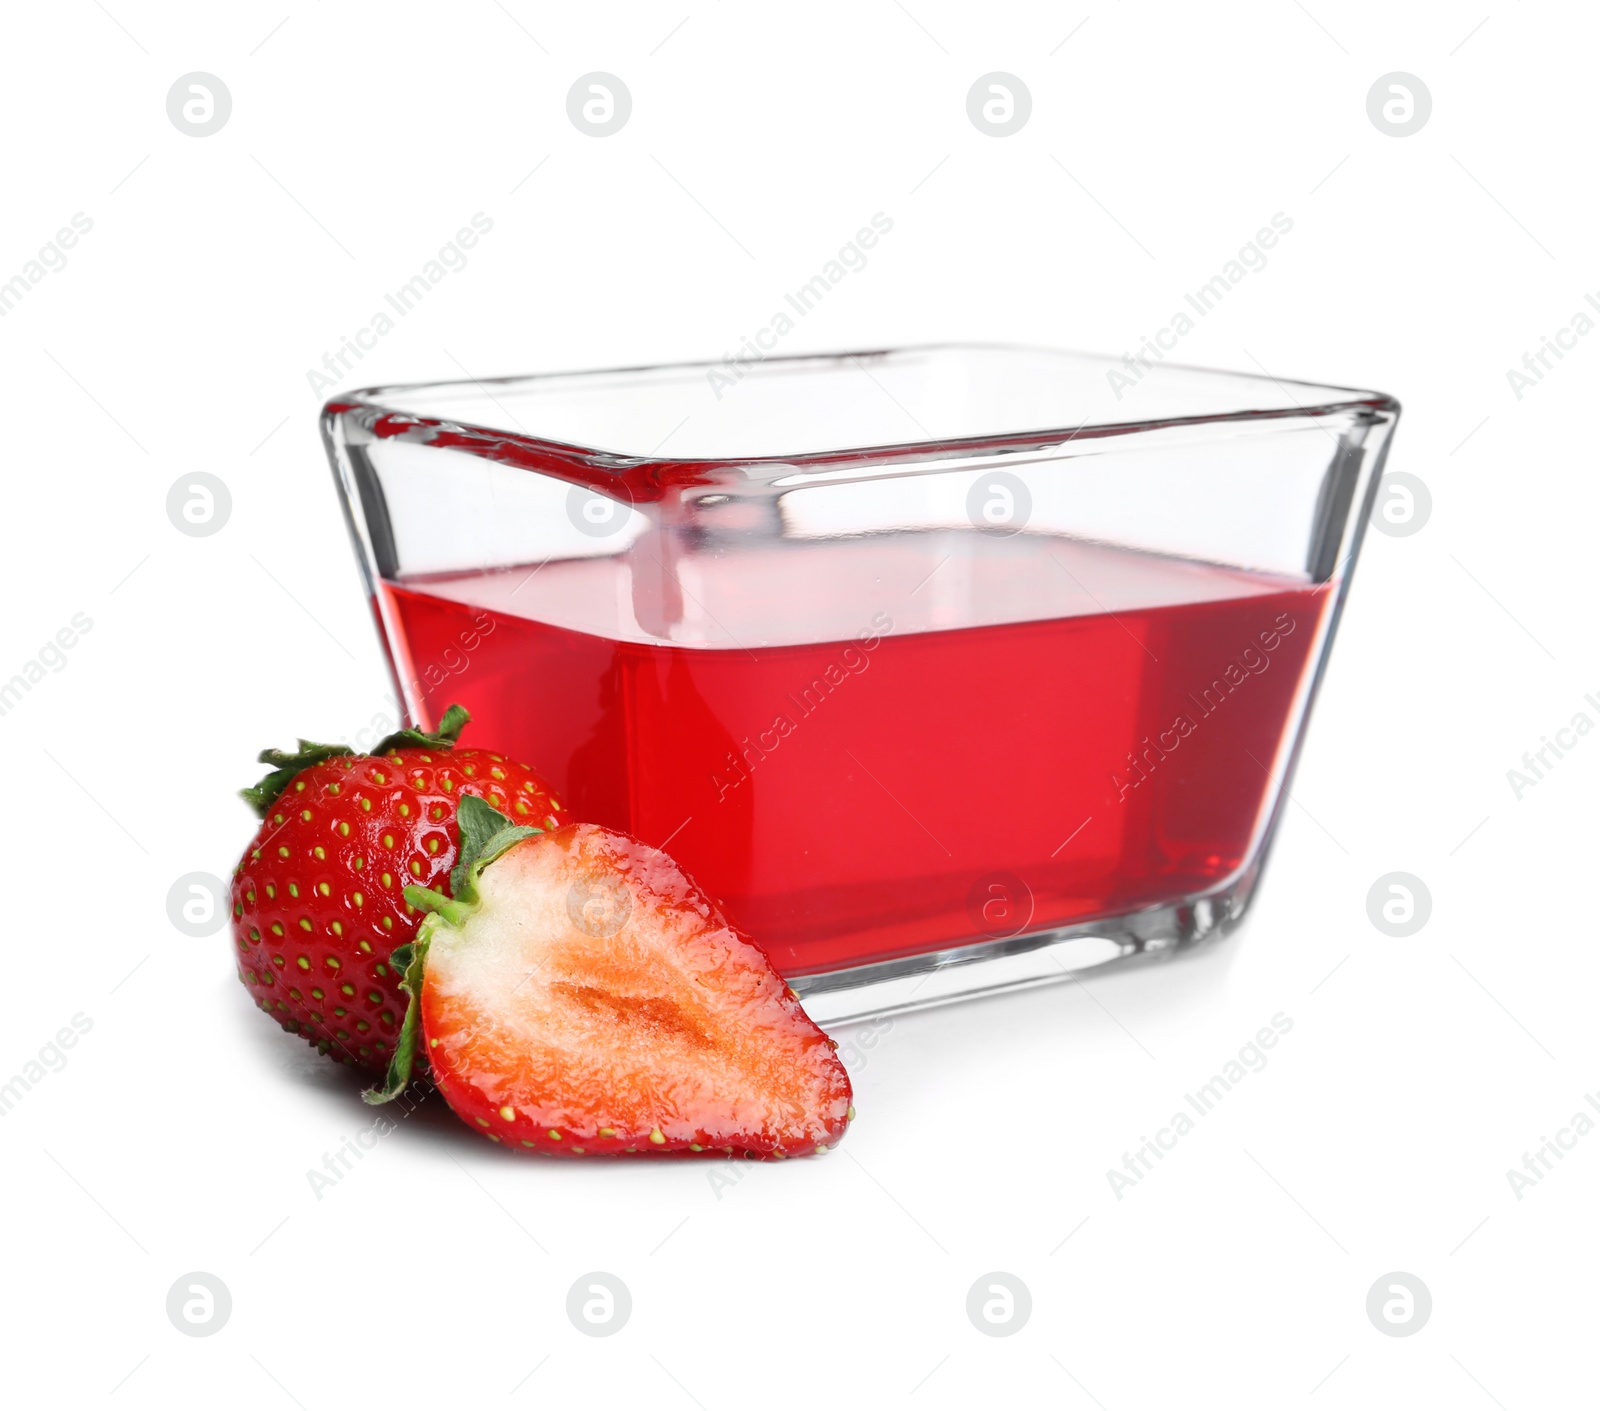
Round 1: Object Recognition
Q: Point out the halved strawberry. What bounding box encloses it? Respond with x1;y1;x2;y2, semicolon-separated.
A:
231;706;565;1074
366;797;853;1156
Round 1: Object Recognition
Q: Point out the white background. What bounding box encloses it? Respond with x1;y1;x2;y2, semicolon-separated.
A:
1;2;1595;1407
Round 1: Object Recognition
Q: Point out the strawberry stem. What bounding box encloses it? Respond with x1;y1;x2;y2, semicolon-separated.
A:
402;885;470;928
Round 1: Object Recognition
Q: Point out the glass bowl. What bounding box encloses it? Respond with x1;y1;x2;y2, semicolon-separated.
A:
322;344;1399;1023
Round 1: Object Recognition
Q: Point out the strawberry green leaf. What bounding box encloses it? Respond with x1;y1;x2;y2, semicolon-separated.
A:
363;939;427;1105
451;794;530;897
239;703;474;817
239;741;353;818
370;703;473;757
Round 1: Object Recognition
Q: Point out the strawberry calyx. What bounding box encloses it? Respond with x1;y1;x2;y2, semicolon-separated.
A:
238;703;473;817
369;701;473;759
362;794;537;1105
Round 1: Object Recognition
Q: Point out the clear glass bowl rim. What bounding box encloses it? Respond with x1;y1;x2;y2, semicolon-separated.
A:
325;341;1401;478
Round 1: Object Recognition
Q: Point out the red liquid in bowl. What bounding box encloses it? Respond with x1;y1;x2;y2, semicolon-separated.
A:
377;539;1329;976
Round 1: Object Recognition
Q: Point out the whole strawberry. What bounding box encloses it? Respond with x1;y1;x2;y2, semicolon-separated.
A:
231;705;565;1074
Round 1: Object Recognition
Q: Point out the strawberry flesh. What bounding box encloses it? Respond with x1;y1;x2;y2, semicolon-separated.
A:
418;824;852;1156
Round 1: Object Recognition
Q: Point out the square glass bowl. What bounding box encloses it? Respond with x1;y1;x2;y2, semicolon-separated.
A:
322;344;1399;1024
